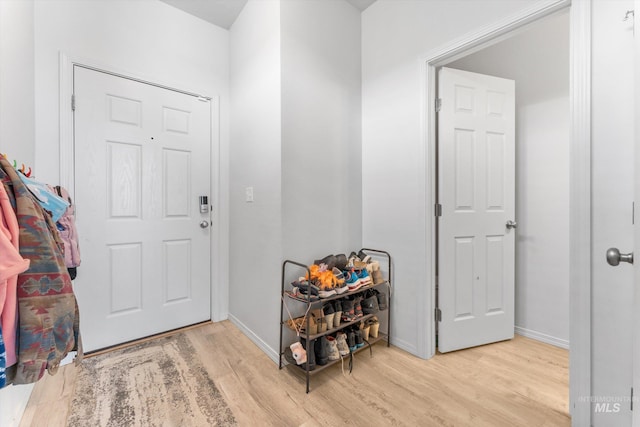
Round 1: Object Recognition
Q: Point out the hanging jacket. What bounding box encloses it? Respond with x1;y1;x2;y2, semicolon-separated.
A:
0;157;81;384
54;186;81;273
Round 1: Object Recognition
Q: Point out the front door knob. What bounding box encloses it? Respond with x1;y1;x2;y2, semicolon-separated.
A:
200;220;210;229
606;248;634;266
506;220;517;230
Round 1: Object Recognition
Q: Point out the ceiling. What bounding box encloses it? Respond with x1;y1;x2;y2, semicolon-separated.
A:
160;0;376;30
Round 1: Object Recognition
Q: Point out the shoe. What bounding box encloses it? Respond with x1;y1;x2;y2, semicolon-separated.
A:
314;254;337;270
333;300;342;328
334;253;348;270
326;336;340;361
353;296;364;318
289;341;307;365
317;317;328;333
315;336;329;365
357;269;372;287
344;270;362;291
300;338;316;370
318;288;337;298
374;289;388;311
335;332;350;356
347;329;357;352
323;303;335;330
332;268;349;294
357;250;372;263
360;321;371;341
368;317;379;338
293;279;319;296
361;290;379;315
341;298;356;322
354;329;364;349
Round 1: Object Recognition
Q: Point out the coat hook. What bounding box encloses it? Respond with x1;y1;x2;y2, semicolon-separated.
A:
624;10;634;21
12;160;16;168
25;167;32;177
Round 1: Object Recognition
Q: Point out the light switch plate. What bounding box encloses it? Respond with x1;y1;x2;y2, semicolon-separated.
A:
245;186;254;202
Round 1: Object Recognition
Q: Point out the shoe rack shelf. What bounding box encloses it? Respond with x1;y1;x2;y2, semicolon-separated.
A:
278;248;392;393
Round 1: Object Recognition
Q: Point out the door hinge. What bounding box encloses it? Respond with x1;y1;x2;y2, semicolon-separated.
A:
631;387;634;411
435;98;442;112
435;203;442;217
71;94;76;111
435;307;442;322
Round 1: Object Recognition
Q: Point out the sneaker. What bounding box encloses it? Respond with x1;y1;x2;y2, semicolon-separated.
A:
333;300;342;328
318;288;337;298
335;332;350;356
341;298;356;322
353;296;364;318
345;270;362;291
326;336;340;361
332;268;349;294
315;336;329;365
357;269;372;287
361;291;379;315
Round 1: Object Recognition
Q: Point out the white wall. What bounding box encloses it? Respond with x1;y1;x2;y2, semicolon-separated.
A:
33;0;229;184
591;0;635;424
0;2;37;425
0;1;230;424
448;11;570;347
228;0;362;359
0;0;35;167
362;0;563;358
281;0;362;264
228;0;283;359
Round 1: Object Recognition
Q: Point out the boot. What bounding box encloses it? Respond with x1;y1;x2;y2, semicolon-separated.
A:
315;336;329;365
333;300;342;328
300;338;316;370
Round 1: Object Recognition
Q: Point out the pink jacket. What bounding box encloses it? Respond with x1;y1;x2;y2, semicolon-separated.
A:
54;186;81;268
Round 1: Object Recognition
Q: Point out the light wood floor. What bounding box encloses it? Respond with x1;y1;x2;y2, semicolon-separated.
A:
20;321;569;426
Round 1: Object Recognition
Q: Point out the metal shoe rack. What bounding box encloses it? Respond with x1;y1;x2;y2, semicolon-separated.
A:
278;248;392;393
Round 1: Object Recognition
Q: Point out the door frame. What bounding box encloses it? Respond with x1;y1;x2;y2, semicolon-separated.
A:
420;0;590;424
58;52;228;325
634;2;639;425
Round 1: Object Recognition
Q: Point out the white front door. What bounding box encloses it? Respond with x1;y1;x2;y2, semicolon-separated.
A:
73;66;212;352
437;67;516;353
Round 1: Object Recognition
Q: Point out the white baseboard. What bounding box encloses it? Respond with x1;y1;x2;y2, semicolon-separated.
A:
390;337;419;357
515;326;569;349
228;313;279;365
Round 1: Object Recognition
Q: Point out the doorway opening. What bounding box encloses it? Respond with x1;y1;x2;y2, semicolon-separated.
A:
429;5;573;420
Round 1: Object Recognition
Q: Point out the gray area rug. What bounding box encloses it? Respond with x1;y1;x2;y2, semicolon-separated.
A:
67;332;237;427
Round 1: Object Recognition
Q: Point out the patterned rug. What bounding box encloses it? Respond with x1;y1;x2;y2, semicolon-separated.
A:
67;332;237;427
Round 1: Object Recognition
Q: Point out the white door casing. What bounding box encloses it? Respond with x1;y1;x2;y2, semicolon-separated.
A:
437;67;516;353
73;66;212;352
634;1;640;424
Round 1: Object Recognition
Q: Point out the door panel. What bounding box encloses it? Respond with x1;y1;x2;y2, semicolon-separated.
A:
438;67;515;353
73;66;211;352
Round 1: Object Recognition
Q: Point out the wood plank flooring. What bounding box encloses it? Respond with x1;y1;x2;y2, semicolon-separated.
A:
20;321;569;426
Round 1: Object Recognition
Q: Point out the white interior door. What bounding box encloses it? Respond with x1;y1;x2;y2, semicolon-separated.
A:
73;66;212;352
437;67;516;353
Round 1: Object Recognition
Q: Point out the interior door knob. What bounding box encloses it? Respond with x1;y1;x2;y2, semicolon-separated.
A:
200;220;209;229
506;220;517;229
606;248;634;266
